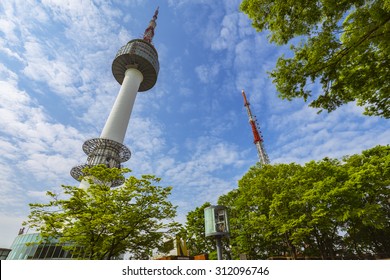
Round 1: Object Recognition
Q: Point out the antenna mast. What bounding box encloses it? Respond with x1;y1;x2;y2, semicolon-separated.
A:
143;7;159;43
242;90;270;166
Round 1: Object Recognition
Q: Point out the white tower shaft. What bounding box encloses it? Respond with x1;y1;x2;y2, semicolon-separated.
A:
100;68;143;143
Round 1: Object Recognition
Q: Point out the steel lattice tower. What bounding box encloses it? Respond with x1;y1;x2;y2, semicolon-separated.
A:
242;90;270;166
71;8;160;187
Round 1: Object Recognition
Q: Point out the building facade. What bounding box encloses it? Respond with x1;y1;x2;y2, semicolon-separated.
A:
6;233;72;260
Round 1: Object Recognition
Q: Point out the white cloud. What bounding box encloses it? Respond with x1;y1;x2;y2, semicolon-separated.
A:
195;63;220;83
0;164;25;208
164;136;246;186
23;38;80;98
0;40;23;61
211;13;240;51
270;103;390;164
234;39;252;68
0;63;85;203
0;213;24;248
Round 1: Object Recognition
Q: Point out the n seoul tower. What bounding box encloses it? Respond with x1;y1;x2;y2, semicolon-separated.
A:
71;8;160;187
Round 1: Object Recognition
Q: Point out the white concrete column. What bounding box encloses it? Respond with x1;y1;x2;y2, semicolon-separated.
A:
100;68;144;143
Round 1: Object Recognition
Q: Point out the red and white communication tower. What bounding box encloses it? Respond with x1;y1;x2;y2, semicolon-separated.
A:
241;90;270;166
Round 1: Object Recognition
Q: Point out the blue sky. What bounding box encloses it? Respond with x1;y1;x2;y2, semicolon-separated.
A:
0;0;389;248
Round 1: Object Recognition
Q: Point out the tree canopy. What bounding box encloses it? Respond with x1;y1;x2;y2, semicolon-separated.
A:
240;0;390;118
24;165;179;260
180;202;215;256
184;145;390;259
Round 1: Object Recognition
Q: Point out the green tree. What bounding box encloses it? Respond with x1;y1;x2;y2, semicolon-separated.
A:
235;163;306;259
212;145;389;259
182;202;217;258
217;189;240;259
341;145;390;258
24;165;178;260
287;158;348;259
241;0;390;118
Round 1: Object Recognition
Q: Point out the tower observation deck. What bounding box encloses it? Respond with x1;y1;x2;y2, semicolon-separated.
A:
71;8;160;187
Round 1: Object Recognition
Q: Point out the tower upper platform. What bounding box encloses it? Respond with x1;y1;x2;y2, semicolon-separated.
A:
112;39;159;91
112;8;160;92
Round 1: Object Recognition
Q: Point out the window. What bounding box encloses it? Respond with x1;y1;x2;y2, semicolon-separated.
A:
45;245;55;259
52;246;62;259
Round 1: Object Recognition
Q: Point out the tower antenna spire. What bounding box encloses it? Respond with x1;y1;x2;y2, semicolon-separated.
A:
143;7;159;43
241;90;270;166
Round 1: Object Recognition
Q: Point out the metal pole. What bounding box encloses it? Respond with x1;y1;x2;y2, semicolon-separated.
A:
216;236;222;260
